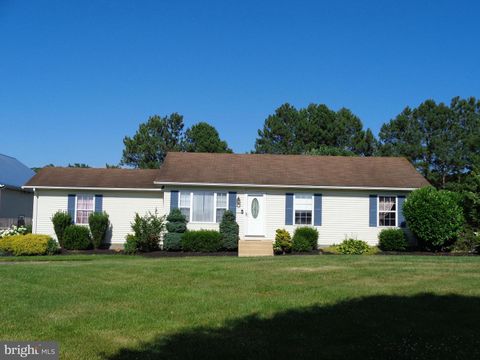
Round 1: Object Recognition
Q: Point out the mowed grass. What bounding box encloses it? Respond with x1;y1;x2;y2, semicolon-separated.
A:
1;255;480;359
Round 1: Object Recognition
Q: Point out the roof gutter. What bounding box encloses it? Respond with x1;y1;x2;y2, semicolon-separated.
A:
153;181;419;191
22;185;163;192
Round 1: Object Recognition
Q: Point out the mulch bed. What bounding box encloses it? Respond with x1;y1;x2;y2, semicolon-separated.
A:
377;251;477;256
141;251;237;257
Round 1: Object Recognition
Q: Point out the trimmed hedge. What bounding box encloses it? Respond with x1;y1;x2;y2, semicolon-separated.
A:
293;227;318;251
378;228;408;251
181;230;223;252
63;225;92;250
163;233;183;251
0;234;58;256
292;235;311;252
51;211;72;247
88;212;110;249
219;210;239;250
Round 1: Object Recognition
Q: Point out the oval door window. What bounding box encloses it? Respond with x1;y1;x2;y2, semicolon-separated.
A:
251;198;259;218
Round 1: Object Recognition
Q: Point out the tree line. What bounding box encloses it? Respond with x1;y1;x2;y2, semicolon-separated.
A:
120;97;480;185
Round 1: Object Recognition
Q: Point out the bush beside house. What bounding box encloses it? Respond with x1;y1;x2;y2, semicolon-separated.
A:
163;209;187;251
181;230;223;252
292;227;319;252
0;234;58;256
63;225;93;250
403;186;464;251
124;211;165;253
88;212;110;249
219;210;239;250
51;211;72;247
378;228;408;251
273;229;292;254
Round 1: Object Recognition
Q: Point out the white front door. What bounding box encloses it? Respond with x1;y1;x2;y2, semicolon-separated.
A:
246;194;265;236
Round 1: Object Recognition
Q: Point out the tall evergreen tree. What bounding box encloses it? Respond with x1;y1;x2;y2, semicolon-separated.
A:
121;113;184;168
183;122;232;153
254;103;374;156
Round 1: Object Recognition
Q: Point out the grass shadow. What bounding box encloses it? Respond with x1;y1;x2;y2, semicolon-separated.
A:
105;294;480;360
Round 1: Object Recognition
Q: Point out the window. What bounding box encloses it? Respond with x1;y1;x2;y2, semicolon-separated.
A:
379;196;396;227
76;194;94;225
294;193;313;225
216;193;227;223
178;191;228;223
192;192;214;222
179;192;191;221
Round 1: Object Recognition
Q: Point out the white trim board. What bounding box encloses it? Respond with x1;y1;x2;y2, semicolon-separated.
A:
23;186;163;192
157;181;418;191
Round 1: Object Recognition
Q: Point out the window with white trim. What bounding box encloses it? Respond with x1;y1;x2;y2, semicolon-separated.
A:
179;192;191;221
178;191;228;223
216;193;227;223
76;194;94;224
378;196;396;227
294;193;313;225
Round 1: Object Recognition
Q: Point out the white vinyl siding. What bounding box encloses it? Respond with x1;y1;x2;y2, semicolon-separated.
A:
33;190;164;244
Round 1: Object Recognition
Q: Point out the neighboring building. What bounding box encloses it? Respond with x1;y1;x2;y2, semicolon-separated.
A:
0;154;36;229
24;152;429;255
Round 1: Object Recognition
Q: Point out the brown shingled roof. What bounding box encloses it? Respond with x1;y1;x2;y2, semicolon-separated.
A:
155;152;429;189
24;168;160;189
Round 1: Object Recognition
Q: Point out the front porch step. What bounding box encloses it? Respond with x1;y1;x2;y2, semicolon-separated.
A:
238;240;273;257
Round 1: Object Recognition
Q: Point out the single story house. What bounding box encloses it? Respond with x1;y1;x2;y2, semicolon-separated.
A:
0;154;35;229
24;152;429;255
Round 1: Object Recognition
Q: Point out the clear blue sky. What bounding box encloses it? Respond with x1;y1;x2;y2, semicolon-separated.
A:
1;0;479;168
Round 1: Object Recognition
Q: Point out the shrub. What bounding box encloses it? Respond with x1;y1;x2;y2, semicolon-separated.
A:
451;227;480;253
292;235;311;252
337;238;371;255
164;209;187;251
403;186;464;251
51;211;72;247
293;227;319;250
378;228;408;251
131;210;165;252
163;233;183;251
0;234;58;256
181;230;223;252
63;225;92;250
123;234;138;255
219;210;239;250
88;212;110;249
166;209;187;233
0;225;28;238
273;229;292;254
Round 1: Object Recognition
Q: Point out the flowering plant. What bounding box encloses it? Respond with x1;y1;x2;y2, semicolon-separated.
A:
0;225;28;238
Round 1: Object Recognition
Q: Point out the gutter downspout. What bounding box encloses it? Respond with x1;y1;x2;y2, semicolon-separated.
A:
33;188;38;234
0;185;4;215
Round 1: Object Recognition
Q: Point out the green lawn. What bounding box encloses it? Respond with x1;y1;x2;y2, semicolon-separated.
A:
1;255;479;359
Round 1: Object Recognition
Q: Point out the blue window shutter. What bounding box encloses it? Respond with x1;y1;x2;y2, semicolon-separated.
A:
398;195;406;228
285;193;294;225
228;192;237;217
170;191;179;211
94;194;103;213
369;195;377;227
68;194;76;223
314;193;322;226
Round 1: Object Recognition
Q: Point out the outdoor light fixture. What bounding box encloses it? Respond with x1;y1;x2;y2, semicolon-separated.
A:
236;196;241;208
